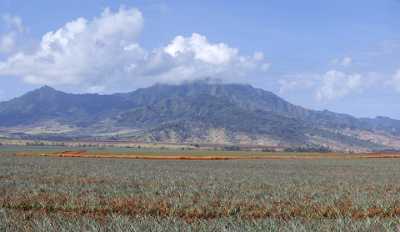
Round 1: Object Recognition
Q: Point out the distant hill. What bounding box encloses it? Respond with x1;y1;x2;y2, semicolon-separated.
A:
1;81;400;151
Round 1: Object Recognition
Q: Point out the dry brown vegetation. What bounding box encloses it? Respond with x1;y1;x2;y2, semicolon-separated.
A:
2;193;400;223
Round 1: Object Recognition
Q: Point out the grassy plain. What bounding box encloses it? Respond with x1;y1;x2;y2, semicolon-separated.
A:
1;147;400;231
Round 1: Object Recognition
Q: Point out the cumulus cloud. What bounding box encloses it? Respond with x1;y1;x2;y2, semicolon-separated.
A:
153;33;269;83
0;7;144;91
164;33;238;65
315;70;363;101
0;7;269;93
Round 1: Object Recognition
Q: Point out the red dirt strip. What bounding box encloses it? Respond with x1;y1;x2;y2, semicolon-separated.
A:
14;151;400;160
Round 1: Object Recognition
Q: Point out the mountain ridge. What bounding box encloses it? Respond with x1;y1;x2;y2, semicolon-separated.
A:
0;81;399;151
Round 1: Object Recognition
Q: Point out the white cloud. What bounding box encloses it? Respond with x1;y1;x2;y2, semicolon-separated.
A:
253;51;264;61
2;14;25;33
315;70;363;101
278;75;317;94
164;33;238;65
0;7;144;88
0;8;269;93
0;14;27;54
391;70;400;92
156;33;269;83
331;56;352;67
278;70;381;102
0;32;16;53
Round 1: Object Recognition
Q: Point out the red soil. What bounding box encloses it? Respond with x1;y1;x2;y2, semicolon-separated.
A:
14;151;400;160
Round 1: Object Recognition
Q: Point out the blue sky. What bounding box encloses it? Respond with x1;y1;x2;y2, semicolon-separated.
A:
0;0;399;118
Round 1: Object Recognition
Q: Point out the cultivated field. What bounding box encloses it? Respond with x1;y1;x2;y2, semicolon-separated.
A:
1;149;400;231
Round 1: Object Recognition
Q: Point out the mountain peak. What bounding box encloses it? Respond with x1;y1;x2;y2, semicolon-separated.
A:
181;78;224;85
28;85;62;96
37;85;57;92
152;78;251;88
21;85;64;100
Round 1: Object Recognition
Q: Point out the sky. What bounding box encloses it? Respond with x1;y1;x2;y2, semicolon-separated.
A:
0;0;399;118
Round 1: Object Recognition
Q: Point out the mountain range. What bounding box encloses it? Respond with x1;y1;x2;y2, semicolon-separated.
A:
1;80;400;151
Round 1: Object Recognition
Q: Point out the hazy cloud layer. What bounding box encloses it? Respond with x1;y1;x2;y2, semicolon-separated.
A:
331;56;352;67
392;70;400;92
2;14;25;33
0;33;15;53
278;74;317;94
315;70;363;101
0;14;26;54
278;70;380;102
0;7;269;93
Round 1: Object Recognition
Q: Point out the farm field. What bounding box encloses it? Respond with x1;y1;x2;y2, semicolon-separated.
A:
1;149;400;231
